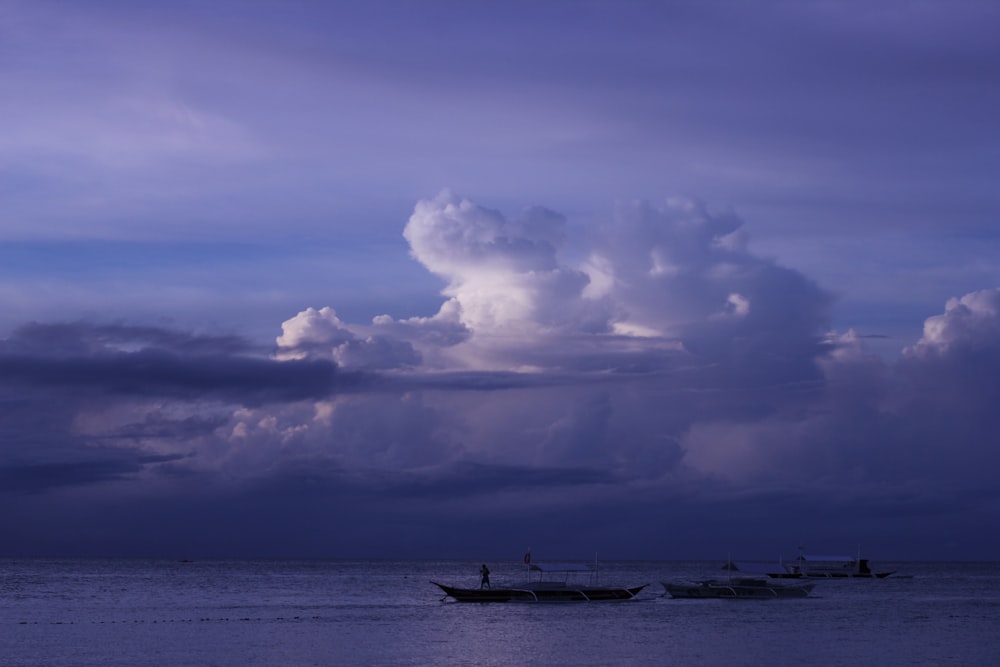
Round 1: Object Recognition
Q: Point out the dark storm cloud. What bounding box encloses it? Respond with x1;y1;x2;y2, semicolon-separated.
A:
0;321;376;496
4;321;255;357
378;462;625;501
225;458;625;510
381;366;661;392
104;412;231;441
0;321;365;404
0;451;184;495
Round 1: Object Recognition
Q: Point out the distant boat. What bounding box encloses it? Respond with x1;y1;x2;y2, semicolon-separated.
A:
663;577;815;599
764;547;896;579
433;559;647;602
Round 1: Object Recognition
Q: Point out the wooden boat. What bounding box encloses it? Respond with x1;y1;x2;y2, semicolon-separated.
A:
433;560;647;602
663;577;815;599
765;547;895;579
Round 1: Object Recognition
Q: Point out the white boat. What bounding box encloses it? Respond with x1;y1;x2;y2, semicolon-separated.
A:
764;547;896;579
663;577;815;599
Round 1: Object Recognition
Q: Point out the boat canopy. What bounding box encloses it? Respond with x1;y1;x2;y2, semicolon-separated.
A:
528;562;594;572
799;555;855;562
731;561;771;574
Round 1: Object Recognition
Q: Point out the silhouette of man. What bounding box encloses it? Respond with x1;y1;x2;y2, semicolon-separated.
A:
480;564;491;590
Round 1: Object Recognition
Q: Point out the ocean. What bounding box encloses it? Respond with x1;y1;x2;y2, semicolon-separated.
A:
2;559;999;666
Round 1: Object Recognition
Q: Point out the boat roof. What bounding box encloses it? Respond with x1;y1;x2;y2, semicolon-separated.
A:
528;562;594;572
798;555;856;562
732;562;771;574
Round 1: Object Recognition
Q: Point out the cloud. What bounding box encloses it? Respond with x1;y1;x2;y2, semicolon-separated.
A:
590;198;834;386
905;287;1000;357
349;192;832;386
248;193;840;489
0;324;354;405
0;321;364;494
3;194;1000;558
897;288;1000;421
275;306;422;370
0;452;184;496
402;191;595;338
668;285;1000;514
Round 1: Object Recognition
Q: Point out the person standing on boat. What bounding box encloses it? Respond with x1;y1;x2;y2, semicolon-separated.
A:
480;564;491;589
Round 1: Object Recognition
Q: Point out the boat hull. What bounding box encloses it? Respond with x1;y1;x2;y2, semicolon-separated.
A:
767;571;894;579
764;552;896;579
433;582;648;602
664;578;814;599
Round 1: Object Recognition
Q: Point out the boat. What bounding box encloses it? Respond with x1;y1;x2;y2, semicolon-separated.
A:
433;560;648;602
763;547;896;579
663;577;815;599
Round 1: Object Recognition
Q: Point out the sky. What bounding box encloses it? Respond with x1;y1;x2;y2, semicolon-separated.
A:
2;0;1000;561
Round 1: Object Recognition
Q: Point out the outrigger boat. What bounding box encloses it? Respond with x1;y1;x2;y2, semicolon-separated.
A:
433;560;647;603
764;547;896;579
663;577;815;599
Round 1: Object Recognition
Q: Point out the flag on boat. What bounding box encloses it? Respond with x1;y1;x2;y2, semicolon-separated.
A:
523;550;531;565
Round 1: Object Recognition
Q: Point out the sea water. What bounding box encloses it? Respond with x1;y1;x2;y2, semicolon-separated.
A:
2;559;999;666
